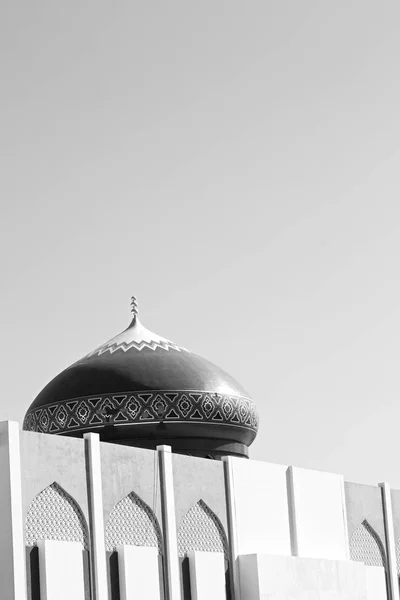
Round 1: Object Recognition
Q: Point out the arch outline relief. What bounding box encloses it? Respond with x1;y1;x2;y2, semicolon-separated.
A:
349;519;386;567
178;499;228;558
25;481;89;549
105;490;163;553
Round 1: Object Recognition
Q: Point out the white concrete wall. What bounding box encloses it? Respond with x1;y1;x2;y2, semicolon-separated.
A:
117;545;162;600
38;540;85;600
84;433;108;600
239;553;368;600
188;551;225;600
365;566;387;600
9;423;392;600
0;422;27;600
288;466;349;560
227;458;291;556
157;445;181;600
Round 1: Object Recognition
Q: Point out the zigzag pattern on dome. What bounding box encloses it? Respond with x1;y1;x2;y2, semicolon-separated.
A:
23;390;259;435
83;314;189;358
85;337;188;356
23;295;258;458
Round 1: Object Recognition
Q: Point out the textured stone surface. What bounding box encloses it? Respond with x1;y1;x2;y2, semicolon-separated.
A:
25;482;88;549
105;492;162;553
350;520;385;567
178;500;227;558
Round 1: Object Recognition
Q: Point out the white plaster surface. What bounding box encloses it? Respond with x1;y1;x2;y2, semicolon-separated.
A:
0;421;27;600
288;466;348;560
38;539;85;600
379;482;399;600
84;433;108;600
100;443;162;526
239;553;368;600
188;551;226;600
20;429;89;523
228;458;291;556
365;565;387;600
157;445;181;600
117;545;161;600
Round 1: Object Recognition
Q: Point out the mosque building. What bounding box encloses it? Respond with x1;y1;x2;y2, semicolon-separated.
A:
0;296;399;599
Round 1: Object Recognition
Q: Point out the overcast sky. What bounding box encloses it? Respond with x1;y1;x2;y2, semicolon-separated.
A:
2;1;400;486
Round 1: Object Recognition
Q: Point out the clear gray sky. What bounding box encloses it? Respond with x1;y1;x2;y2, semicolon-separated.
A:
2;1;400;486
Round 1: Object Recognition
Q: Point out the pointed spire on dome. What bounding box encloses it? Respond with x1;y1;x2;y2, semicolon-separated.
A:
23;291;257;459
130;295;139;319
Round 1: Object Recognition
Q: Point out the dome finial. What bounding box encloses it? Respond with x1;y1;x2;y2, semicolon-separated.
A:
130;295;139;318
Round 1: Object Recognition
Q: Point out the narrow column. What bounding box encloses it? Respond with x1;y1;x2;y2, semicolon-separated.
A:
188;551;226;600
38;540;86;600
0;421;27;600
339;475;350;560
84;433;108;600
286;466;349;560
117;545;162;600
379;482;400;600
157;445;181;600
286;466;299;557
222;456;240;600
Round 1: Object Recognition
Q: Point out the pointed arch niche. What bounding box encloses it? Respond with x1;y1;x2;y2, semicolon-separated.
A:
178;500;228;558
395;538;400;574
25;482;89;549
105;491;162;553
349;519;386;567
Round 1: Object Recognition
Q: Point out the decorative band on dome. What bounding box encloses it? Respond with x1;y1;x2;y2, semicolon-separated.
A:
23;391;259;436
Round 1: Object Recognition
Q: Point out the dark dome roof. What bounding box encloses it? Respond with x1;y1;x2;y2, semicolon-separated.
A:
23;297;258;458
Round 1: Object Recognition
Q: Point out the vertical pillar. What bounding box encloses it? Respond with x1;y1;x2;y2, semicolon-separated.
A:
223;456;240;600
38;540;86;600
339;475;350;560
84;433;108;600
286;466;299;557
117;545;161;600
286;466;349;560
379;482;400;600
157;445;181;600
0;421;27;600
187;551;226;600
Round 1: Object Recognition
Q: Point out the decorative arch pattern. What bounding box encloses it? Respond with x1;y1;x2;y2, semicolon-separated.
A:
25;482;89;549
395;538;400;574
349;519;386;567
178;500;228;558
105;491;162;553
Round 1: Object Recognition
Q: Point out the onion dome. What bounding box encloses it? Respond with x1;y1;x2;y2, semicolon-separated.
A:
23;297;258;459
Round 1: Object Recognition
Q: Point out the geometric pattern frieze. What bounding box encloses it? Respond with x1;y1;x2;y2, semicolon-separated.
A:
178;500;228;558
23;390;258;436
